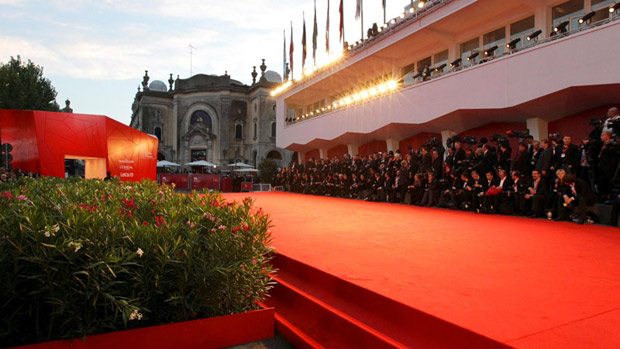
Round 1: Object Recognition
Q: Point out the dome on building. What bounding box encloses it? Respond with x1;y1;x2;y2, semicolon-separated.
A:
149;80;168;92
264;71;282;83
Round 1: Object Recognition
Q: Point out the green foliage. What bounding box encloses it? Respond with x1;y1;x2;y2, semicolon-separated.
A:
0;177;275;346
257;158;278;184
0;56;60;112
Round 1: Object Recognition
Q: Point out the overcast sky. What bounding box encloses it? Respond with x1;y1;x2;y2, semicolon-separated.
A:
1;0;413;125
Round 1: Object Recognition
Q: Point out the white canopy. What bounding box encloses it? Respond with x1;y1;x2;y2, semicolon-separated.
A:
233;168;258;172
226;162;253;168
184;160;216;167
156;160;180;167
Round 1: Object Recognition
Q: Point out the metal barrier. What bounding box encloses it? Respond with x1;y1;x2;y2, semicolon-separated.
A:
252;183;272;192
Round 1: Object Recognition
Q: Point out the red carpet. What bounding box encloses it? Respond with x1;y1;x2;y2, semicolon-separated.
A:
222;192;620;348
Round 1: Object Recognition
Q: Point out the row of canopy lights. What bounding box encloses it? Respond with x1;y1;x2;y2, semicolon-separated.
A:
274;2;620;98
286;80;399;123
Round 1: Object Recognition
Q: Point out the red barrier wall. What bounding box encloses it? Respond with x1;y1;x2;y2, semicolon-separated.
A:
190;174;221;190
0;109;157;181
160;174;189;189
15;307;274;349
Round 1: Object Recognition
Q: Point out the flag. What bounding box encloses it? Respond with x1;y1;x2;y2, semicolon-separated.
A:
355;0;361;20
326;0;330;53
283;30;287;79
312;0;318;65
339;0;344;43
289;22;294;77
302;13;307;70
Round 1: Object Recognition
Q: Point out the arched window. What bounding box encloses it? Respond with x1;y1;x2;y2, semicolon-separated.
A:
190;110;212;129
154;127;162;141
271;122;276;138
235;124;243;139
253;122;258;139
157;152;166;160
266;150;282;160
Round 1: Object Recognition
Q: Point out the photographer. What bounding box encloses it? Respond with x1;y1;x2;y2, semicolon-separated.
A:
536;139;554;178
596;131;619;199
557;174;593;224
513;142;531;176
602;107;620;134
554;135;579;174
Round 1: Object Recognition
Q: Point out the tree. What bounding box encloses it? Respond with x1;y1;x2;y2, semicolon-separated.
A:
0;56;60;111
257;157;278;184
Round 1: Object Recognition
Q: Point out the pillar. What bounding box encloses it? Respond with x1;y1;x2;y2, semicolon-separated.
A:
386;139;400;154
319;148;329;160
535;6;552;39
526;118;549;142
441;130;457;149
297;151;306;164
347;144;359;157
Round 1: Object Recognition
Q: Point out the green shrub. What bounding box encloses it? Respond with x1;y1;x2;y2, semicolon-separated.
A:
0;177;275;346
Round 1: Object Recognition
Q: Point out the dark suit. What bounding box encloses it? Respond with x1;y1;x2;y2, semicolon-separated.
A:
535;147;553;176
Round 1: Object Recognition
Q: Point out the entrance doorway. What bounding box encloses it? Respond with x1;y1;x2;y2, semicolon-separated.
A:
64;155;106;179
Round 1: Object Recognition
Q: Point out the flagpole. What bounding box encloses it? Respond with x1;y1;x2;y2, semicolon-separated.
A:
361;0;364;42
383;0;386;24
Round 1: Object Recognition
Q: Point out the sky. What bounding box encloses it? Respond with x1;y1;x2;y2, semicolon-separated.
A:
0;0;415;125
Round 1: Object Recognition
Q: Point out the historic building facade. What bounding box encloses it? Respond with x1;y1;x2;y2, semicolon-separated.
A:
129;60;293;168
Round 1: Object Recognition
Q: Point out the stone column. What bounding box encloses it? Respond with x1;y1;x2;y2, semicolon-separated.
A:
526;118;549;142
347;144;359;157
319;148;329;160
386;139;400;153
441;130;457;149
297;151;306;164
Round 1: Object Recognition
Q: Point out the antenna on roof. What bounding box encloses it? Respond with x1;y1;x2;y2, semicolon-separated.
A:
189;44;196;77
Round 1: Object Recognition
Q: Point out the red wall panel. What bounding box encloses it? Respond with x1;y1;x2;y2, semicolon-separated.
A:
0;110;39;173
304;149;320;162
106;117;157;182
399;132;441;154
358;140;387;156
549;105;612;142
327;144;348;159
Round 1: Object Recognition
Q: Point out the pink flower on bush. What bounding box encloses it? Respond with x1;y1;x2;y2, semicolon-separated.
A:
17;195;27;201
218;225;226;230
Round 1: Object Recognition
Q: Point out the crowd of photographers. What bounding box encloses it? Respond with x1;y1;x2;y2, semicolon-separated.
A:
274;107;620;225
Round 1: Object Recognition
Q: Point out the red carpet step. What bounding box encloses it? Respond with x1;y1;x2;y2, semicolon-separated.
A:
266;254;508;348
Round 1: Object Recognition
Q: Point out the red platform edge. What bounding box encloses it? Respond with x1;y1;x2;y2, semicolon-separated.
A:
12;307;274;349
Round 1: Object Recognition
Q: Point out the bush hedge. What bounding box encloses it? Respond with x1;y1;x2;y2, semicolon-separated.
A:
0;177;275;346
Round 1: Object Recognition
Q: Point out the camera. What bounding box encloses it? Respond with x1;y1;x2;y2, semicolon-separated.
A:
491;134;508;143
462;136;478;144
506;130;530;139
423;136;442;150
589;118;603;127
548;132;561;139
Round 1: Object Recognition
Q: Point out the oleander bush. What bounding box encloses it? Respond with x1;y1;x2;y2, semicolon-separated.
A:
0;177;275;346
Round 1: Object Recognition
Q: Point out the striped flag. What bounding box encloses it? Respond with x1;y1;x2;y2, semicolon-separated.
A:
312;0;318;65
355;0;361;20
302;13;307;70
283;30;287;79
339;0;344;43
289;22;294;78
